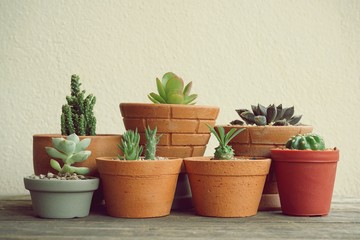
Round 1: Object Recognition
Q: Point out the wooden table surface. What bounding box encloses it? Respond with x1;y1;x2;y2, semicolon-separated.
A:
0;196;359;240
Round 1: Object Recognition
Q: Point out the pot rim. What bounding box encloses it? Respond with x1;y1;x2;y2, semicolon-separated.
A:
33;134;121;137
271;148;340;163
119;102;219;109
218;124;313;129
184;156;271;162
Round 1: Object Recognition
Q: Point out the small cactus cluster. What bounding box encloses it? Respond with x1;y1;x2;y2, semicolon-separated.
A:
148;72;198;104
286;133;325;150
61;74;96;136
231;104;302;126
207;124;245;160
45;133;91;175
118;126;162;160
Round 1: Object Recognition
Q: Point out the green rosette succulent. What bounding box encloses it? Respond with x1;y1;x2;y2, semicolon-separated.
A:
286;133;325;150
207;124;245;160
45;133;91;175
148;72;198;104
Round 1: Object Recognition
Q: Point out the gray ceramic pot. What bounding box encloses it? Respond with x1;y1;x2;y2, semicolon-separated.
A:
24;177;99;218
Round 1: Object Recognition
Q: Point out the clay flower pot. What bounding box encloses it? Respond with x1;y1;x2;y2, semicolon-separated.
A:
33;134;121;177
24;177;99;218
96;157;182;218
271;148;340;216
184;156;271;217
222;125;313;210
120;103;219;209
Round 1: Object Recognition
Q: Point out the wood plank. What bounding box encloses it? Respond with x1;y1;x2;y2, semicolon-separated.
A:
0;196;359;239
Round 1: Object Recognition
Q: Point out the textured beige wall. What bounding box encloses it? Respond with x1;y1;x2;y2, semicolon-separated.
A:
1;0;359;197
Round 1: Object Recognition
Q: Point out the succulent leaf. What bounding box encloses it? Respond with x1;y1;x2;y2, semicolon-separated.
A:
258;104;267;116
282;106;295;120
183;94;198;104
50;159;62;172
67;150;92;165
148;92;166;104
66;133;80;144
75;138;91;152
266;104;277;124
45;147;68;162
183;82;192;96
240;111;255;124
254;116;267;126
251;105;260;116
70;166;90;175
288;115;302;125
156;78;167;101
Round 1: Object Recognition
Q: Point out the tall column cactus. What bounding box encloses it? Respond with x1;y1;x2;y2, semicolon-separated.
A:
144;126;162;160
61;74;96;136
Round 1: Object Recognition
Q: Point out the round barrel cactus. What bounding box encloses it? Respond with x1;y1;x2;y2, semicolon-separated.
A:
285;133;325;150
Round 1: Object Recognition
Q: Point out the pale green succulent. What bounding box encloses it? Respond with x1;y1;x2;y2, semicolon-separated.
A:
144;126;162;160
148;72;198;104
207;124;245;160
117;128;143;160
45;133;91;175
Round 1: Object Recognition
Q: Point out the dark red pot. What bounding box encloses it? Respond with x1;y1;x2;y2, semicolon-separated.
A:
271;149;339;216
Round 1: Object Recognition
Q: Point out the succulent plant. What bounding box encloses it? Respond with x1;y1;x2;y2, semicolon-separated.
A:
148;72;198;104
61;74;96;136
118;128;143;160
207;124;245;160
45;133;91;175
230;104;302;126
286;133;325;150
144;126;162;160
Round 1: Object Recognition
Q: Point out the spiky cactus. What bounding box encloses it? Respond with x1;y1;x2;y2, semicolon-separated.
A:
45;133;91;175
207;124;245;160
286;133;325;150
148;72;198;104
117;129;144;160
61;74;96;136
144;126;162;160
230;104;302;126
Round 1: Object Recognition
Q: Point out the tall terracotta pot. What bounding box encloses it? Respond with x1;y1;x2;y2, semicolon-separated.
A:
184;156;271;217
96;157;182;218
222;125;313;210
120;103;219;209
271;149;339;216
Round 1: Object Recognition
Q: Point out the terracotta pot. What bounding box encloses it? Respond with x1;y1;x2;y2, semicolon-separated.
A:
184;156;271;217
33;134;122;177
96;157;182;218
120;103;219;209
222;125;313;211
271;149;339;216
24;176;99;218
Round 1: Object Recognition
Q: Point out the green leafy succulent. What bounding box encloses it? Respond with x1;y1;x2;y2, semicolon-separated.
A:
207;124;245;160
231;104;302;126
148;72;198;104
45;133;91;175
286;133;325;150
117;129;143;160
144;126;162;160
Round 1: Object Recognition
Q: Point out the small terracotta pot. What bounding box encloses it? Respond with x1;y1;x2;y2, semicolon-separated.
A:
184;156;271;217
271;148;340;216
222;125;313;211
33;134;122;176
120;103;219;210
96;157;182;218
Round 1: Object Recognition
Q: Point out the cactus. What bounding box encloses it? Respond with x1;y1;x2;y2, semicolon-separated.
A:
148;72;198;104
230;104;302;126
117;128;144;160
45;133;91;175
61;74;96;136
286;133;325;150
207;124;245;160
144;126;162;160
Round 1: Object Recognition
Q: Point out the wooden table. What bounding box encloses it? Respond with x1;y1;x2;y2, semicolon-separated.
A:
0;196;359;239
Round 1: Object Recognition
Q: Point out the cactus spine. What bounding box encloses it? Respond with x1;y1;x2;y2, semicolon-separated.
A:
286;133;325;150
144;126;162;160
61;74;96;136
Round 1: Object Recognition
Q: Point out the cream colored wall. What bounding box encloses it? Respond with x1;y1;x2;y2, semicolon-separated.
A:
1;0;359;197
